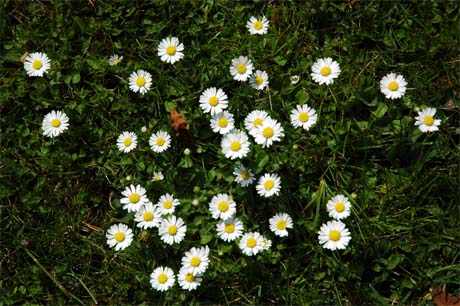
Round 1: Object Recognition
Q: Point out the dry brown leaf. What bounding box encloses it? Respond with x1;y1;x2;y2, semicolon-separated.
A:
20;51;29;63
170;108;192;144
432;285;460;306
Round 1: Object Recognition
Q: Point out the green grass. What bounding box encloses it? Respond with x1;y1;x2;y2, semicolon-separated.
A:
1;1;459;305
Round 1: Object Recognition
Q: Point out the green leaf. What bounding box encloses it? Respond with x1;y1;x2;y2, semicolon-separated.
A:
387;254;404;270
372;103;388;119
200;232;213;244
273;55;287;66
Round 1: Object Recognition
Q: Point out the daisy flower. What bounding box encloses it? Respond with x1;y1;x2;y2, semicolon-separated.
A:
249;70;269;90
199;87;228;115
24;52;51;77
155;193;180;216
414;107;441;133
134;202;162;229
120;184;149;213
158;215;187;245
181;245;210;276
116;131;137;153
216;217;244;242
178;266;203;291
230;56;253;82
129;70;152;95
157;36;184;64
239;232;264;256
42;110;69;138
290;104;318;131
262;237;272;251
379;73;407;100
253;117;284;148
209;193;237;220
221;129;250;160
210;111;235;135
244;110;269;137
246;16;269;35
269;213;293;237
233;164;255;187
256;173;281;198
326;194;352;220
318;220;351;251
150;266;175;292
152;171;164;182
106;223;133;251
109;54;123;66
311;58;341;85
149;131;171;153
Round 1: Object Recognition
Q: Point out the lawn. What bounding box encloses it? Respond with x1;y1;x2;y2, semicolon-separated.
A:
1;1;459;305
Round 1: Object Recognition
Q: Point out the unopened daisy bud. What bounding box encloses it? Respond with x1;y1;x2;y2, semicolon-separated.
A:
196;147;203;153
292;144;299;150
192;199;199;206
141;126;148;133
290;75;300;85
184;148;191;155
126;175;132;181
193;186;200;193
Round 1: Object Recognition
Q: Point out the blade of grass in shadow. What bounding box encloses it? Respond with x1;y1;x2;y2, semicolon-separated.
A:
67;272;98;305
24;249;86;306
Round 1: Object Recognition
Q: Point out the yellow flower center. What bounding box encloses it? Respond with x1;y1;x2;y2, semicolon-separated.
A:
136;77;146;87
185;273;195;283
209;96;219;106
230;141;241;152
123;138;132;147
154;176;161;181
298;112;309;123
113;58;121;65
166;45;176;56
262;127;274;138
241;170;250;180
253;118;263;127
143;211;154;221
163;200;173;209
255;76;264;85
321;66;331;76
224;223;235;233
335;202;345;213
168;225;177;235
218;117;228;128
388;81;399;91
246;237;257;248
253;20;263;30
423;115;434;126
129;193;140;203
156;137;165;146
158;274;168;284
276;220;287;230
51;118;61;128
32;60;43;70
218;201;229;212
329;230;341;241
264;180;274;190
236;63;247;74
190;257;201;267
114;232;125;242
